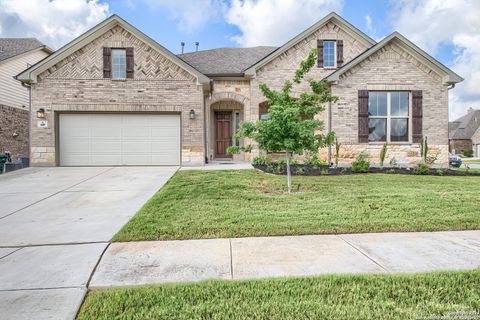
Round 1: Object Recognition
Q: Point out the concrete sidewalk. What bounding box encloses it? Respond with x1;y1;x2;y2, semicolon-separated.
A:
90;230;480;288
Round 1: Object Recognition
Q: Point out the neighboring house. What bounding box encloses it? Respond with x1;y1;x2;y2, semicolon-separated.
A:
0;38;52;160
449;108;480;156
16;13;462;167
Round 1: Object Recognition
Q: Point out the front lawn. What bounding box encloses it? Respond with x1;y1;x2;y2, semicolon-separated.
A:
113;170;480;241
463;159;480;164
77;269;480;320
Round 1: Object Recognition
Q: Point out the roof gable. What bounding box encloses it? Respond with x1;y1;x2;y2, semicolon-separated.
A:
244;12;376;76
326;32;463;85
449;109;480;139
16;15;209;85
0;38;52;63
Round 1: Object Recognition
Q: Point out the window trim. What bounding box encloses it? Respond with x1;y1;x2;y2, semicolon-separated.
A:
323;40;337;69
368;91;412;144
111;48;127;79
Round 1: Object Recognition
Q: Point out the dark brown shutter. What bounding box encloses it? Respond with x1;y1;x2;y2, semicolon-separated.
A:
126;47;134;79
412;90;423;143
358;90;369;143
317;40;324;67
336;40;343;67
103;47;111;78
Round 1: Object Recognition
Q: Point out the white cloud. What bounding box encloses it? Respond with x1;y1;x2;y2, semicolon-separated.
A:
225;0;344;47
142;0;224;34
390;0;480;119
0;0;110;49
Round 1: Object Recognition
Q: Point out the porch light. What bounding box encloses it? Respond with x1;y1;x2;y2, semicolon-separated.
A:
189;109;195;119
36;108;46;118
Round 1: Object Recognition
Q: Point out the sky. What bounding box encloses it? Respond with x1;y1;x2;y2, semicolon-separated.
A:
0;0;478;120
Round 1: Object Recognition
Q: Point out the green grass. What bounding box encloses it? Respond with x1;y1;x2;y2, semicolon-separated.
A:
463;159;480;164
77;269;480;320
113;170;480;241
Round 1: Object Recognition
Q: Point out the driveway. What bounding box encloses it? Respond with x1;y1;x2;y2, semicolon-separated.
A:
0;166;177;320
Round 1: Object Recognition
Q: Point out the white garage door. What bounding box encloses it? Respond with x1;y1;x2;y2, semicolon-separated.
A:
59;113;180;166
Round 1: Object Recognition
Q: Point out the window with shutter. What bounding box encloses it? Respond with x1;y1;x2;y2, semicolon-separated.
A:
358;90;369;143
317;40;324;67
366;91;412;143
336;40;343;67
111;49;127;79
412;90;423;143
103;47;111;78
126;47;134;79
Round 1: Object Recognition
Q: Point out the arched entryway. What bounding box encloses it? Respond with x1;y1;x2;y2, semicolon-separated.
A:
210;100;244;159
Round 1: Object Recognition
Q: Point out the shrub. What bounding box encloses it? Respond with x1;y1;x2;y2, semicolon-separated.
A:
252;156;272;166
305;154;327;168
295;167;305;175
413;163;430;175
389;157;398;167
379;143;388;168
385;169;396;174
290;159;299;166
340;167;349;175
334;138;341;168
276;158;287;166
351;151;370;173
436;168;447;176
463;149;474;157
320;169;329;175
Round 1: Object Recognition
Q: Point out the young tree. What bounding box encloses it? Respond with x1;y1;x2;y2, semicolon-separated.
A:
228;49;338;192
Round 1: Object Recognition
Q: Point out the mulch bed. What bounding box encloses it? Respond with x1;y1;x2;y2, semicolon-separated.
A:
253;164;480;176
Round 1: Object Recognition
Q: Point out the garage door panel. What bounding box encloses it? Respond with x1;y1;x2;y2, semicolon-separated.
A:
122;141;150;153
91;141;122;153
62;140;91;153
92;127;122;139
122;127;149;139
59;114;181;166
91;155;122;166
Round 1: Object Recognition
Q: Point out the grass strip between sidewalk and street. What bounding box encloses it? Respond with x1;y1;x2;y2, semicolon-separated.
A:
77;269;480;320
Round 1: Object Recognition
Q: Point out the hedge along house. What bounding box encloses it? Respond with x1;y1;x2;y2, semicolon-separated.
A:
17;13;462;167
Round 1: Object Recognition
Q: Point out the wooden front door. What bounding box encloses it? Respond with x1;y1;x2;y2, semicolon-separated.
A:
215;111;232;158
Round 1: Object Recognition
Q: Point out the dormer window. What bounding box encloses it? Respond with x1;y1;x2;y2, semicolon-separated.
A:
103;47;134;79
317;40;343;69
323;41;336;68
111;49;127;79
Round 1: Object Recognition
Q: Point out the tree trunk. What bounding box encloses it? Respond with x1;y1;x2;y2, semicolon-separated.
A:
286;151;292;193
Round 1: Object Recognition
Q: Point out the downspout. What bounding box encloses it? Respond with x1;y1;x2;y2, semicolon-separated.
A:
327;100;332;166
21;81;32;165
203;92;208;164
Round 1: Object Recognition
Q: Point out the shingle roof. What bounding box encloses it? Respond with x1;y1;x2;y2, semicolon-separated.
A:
177;46;277;76
0;38;49;62
449;109;480;140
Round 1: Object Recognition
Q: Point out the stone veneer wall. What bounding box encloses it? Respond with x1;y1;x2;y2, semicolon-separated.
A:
30;25;205;166
0;104;29;160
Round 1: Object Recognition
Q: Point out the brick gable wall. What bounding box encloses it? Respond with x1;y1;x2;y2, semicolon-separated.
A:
30;25;205;166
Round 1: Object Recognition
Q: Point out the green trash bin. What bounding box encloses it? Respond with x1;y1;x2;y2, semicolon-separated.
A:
0;154;7;174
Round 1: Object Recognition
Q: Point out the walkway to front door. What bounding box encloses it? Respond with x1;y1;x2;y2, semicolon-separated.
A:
215;111;232;158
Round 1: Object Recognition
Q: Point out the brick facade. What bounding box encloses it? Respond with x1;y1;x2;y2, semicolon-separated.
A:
0;104;29;160
30;25;205;166
244;22;450;166
27;16;455;167
450;139;472;155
